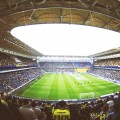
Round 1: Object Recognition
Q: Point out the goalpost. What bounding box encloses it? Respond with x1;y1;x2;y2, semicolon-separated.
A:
79;92;95;99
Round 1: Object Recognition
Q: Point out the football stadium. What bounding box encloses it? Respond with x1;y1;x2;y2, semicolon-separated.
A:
0;0;120;120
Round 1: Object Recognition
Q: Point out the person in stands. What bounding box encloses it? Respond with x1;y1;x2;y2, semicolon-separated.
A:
19;99;37;120
53;100;70;120
108;103;120;120
0;92;14;120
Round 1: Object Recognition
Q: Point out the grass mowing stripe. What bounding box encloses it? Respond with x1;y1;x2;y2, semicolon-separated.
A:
47;74;58;100
22;79;41;97
63;74;71;99
57;74;69;99
22;74;53;99
64;74;78;99
42;74;55;99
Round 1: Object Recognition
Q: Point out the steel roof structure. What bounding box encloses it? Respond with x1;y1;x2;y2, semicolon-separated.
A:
0;0;120;58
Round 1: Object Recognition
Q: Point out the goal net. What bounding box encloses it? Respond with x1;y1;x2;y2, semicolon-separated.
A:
79;92;95;99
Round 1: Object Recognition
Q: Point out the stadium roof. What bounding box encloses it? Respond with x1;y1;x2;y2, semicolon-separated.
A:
0;0;120;58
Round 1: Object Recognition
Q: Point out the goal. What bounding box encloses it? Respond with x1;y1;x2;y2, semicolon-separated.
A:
79;92;95;99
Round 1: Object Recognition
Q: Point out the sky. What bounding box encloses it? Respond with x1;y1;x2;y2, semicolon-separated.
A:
11;24;120;56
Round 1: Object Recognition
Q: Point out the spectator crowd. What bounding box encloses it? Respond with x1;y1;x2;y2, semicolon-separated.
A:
0;91;120;120
0;68;42;92
89;68;120;84
0;52;37;69
94;58;120;67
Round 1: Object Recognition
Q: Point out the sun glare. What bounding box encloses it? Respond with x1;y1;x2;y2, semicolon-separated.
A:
11;24;120;56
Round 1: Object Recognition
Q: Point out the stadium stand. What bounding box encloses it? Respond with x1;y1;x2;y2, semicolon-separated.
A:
16;56;38;67
0;68;42;92
0;55;120;120
52;100;70;120
90;58;120;84
39;62;91;68
39;62;92;73
0;92;120;120
0;52;38;70
94;58;120;67
0;52;16;67
89;68;120;84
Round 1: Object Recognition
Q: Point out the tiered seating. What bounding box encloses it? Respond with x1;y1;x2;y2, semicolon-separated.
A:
94;58;120;67
0;52;38;71
17;56;38;67
89;68;120;83
0;68;42;92
42;68;75;72
40;62;91;68
40;62;91;73
0;52;16;67
90;58;120;83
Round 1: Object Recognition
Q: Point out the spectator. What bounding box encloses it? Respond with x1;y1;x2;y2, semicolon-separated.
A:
31;100;41;117
108;103;120;120
19;99;37;120
53;100;70;120
0;93;14;120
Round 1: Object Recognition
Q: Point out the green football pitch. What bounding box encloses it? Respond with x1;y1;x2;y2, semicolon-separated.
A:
14;73;120;100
